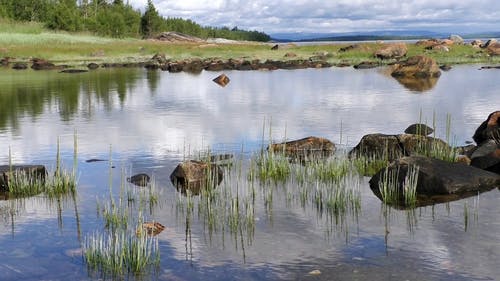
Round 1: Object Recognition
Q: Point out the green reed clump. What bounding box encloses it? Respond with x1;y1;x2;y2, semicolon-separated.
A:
7;135;78;198
378;164;420;207
249;150;291;183
7;170;46;197
84;229;160;275
352;155;388;176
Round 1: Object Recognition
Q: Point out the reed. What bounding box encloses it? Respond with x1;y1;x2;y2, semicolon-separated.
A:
83;228;159;275
378;164;420;207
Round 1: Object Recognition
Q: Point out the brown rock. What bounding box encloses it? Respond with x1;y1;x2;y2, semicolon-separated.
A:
284;52;297;58
391;55;441;78
374;43;408;59
486;42;500;56
212;73;230;87
137;222;165;236
170;160;223;195
268;136;336;160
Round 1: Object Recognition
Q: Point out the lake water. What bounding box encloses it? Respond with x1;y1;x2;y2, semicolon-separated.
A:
0;65;498;281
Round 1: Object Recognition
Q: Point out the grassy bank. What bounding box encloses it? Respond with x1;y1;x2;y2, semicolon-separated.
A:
0;24;499;66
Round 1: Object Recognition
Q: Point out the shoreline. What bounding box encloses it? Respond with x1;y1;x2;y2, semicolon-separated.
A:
1;39;499;71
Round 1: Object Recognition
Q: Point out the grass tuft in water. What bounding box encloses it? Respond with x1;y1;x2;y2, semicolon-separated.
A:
84;229;160;275
378;164;420;207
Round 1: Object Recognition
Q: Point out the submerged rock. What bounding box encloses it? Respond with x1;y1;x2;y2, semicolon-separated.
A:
0;165;47;192
137;222;165;236
127;173;151;187
404;123;434;136
170;160;223;195
212;73;230;87
60;69;88;73
369;156;500;207
268;136;336;160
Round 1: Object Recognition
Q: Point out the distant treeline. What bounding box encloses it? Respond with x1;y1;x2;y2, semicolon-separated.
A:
0;0;270;41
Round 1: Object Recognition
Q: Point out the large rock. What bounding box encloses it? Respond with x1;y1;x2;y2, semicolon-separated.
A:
391;55;441;78
481;39;497;48
349;133;450;161
374;43;408;59
155;32;204;43
449;35;464;45
369;156;500;206
170;160;223;195
415;39;442;48
268;136;336;160
0;165;47;192
486;42;500;56
472;111;500;145
470;139;500;174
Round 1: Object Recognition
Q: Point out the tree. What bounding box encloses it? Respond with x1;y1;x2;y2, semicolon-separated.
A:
140;0;162;37
45;1;81;31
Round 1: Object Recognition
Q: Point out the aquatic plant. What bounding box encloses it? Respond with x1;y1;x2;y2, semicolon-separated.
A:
378;164;420;207
84;229;160;275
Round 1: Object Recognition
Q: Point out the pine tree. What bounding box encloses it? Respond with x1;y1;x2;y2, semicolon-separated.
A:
141;0;162;38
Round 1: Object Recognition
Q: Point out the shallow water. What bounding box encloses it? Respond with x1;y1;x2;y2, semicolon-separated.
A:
0;65;498;281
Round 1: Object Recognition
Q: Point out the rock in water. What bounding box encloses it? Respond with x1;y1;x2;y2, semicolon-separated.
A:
127;173;151;187
268;136;336;160
404;123;434;136
391;55;441;78
472;111;500;145
0;165;47;191
369;156;500;206
212;74;230;87
170;160;223;195
137;222;165;236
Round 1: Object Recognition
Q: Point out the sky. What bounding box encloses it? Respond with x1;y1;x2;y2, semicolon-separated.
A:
126;0;500;35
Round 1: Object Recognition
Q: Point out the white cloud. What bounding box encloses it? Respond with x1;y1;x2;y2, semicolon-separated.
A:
126;0;500;34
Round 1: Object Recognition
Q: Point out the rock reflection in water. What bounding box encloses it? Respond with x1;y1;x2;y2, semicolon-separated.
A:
393;76;439;92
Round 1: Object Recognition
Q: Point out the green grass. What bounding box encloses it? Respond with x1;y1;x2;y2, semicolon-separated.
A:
377;164;420;207
1;24;499;66
84;229;160;275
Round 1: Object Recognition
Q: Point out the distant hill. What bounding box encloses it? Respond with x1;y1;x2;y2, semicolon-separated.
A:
270;30;500;42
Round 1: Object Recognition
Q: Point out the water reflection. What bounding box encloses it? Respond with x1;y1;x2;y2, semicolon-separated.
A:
393;76;439;92
0;66;499;280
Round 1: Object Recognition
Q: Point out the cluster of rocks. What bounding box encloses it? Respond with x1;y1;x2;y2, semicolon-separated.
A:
143;54;333;73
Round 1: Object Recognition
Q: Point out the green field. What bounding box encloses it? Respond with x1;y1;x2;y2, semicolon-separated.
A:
0;21;499;67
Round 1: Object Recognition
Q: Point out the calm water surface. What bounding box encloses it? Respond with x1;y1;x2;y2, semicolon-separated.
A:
0;66;499;281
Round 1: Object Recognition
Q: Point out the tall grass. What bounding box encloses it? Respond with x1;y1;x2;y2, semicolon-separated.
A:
378;164;419;207
84;229;160;275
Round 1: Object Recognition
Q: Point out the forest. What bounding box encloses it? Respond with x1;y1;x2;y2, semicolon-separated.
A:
0;0;271;42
